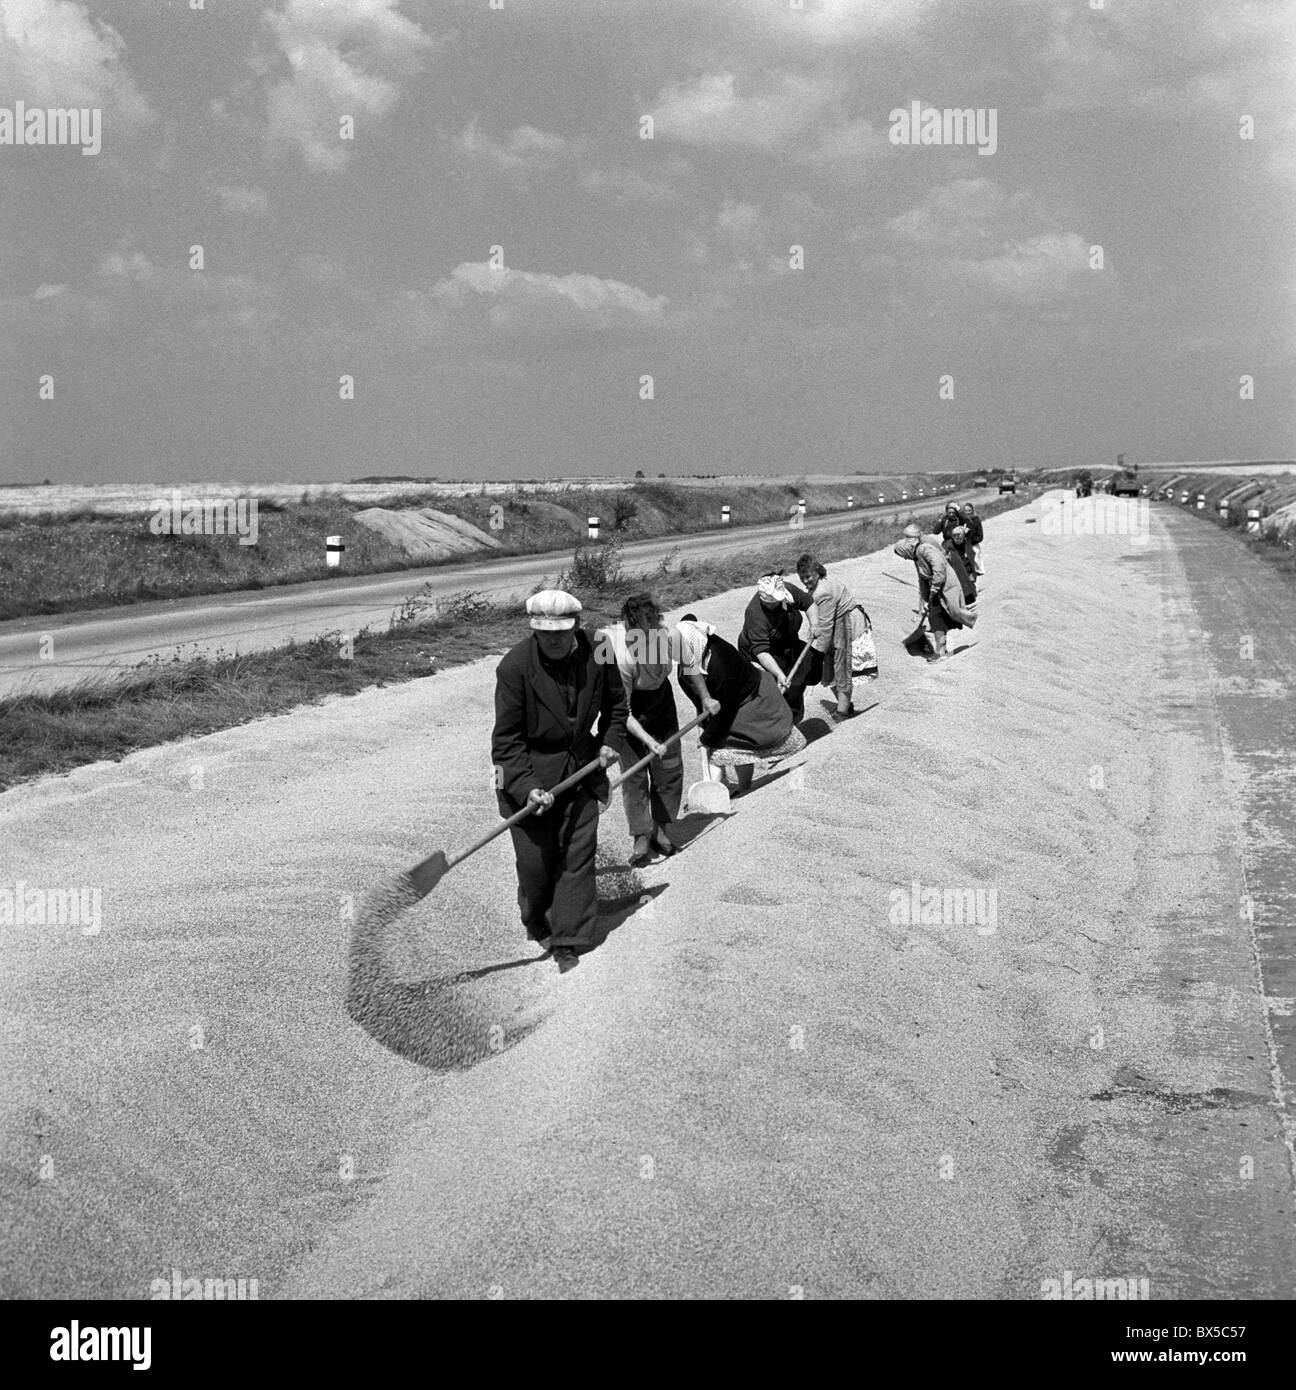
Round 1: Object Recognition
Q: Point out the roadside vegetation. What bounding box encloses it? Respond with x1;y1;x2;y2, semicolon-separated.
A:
0;475;979;621
0;496;1023;791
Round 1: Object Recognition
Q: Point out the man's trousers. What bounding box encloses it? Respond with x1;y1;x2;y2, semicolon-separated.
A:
507;786;600;949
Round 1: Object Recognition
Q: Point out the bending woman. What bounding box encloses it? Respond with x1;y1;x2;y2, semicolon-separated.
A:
736;571;817;720
674;615;806;794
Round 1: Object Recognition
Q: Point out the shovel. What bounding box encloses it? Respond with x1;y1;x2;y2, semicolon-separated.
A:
902;602;932;655
359;708;716;935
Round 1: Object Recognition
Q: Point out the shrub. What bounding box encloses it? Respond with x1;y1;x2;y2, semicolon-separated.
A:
559;536;624;592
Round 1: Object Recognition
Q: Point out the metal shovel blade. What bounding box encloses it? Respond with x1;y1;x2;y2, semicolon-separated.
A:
685;778;732;815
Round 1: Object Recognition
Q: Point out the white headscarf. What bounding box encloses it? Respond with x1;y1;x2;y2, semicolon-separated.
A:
757;574;791;606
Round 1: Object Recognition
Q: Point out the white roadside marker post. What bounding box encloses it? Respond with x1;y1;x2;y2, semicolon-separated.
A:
326;535;345;568
721;504;731;525
587;515;600;541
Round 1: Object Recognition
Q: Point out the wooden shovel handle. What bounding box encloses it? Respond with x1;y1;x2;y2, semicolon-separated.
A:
437;755;605;873
608;709;709;791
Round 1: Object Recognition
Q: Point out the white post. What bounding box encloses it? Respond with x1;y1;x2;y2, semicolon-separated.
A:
326;535;344;568
877;493;885;504
846;495;854;509
1196;494;1205;510
797;498;806;520
1247;509;1261;533
721;505;731;525
587;515;600;540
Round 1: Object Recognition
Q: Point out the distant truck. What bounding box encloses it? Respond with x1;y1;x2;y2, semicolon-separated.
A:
998;476;1017;494
1111;470;1140;497
973;476;988;488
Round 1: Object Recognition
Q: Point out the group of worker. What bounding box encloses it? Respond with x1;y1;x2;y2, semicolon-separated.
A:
490;509;985;971
893;501;983;662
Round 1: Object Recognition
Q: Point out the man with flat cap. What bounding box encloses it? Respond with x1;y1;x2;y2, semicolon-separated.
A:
491;589;627;972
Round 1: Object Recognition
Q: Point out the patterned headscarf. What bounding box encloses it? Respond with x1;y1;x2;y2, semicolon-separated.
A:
756;573;791;606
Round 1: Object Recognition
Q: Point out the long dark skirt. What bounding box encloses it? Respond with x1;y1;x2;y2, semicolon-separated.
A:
723;669;796;751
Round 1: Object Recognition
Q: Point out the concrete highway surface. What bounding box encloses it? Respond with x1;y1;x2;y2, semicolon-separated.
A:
1;492;1293;1299
0;489;980;699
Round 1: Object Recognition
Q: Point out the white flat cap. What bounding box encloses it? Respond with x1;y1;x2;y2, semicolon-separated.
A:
527;588;582;630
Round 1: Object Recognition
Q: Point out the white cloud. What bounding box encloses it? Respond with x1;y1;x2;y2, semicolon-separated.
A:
261;0;438;171
0;0;151;123
878;178;1103;308
647;67;884;171
98;249;153;283
432;261;668;336
581;154;692;207
213;185;270;217
648;70;830;150
454;121;571;176
762;0;938;45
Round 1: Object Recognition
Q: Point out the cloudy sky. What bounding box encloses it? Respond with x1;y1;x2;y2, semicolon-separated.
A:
1;0;1293;483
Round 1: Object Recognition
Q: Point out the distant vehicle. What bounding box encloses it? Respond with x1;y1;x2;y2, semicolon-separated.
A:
999;477;1017;494
973;476;988;488
1111;471;1140;497
1075;470;1093;497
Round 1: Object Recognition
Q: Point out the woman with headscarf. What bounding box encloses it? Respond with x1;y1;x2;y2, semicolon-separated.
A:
960;502;985;576
943;524;978;604
736;571;817;720
939;501;963;545
893;523;977;661
595;592;681;866
674;615;807;793
795;553;871;720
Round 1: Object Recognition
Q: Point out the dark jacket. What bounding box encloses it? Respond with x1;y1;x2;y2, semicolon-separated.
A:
678;632;760;749
736;582;813;666
962;515;984;545
491;627;628;813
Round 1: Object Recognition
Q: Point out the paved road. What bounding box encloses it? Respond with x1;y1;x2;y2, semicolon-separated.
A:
1162;508;1296;1122
2;492;1292;1299
0;489;979;698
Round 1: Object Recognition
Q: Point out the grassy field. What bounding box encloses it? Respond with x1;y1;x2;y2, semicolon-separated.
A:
0;475;977;621
0;496;1021;790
